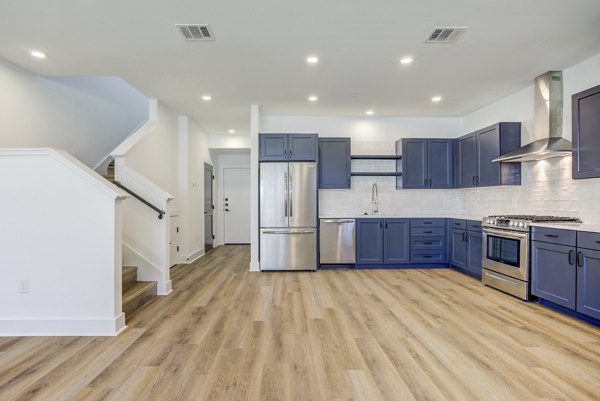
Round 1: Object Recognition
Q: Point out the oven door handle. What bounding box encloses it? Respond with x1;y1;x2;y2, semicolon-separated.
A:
483;227;528;240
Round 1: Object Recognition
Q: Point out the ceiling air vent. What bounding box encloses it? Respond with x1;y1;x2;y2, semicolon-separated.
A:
176;24;215;41
425;27;467;43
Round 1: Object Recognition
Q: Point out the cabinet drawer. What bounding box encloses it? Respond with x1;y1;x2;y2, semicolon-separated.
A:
411;251;447;264
411;218;446;228
467;220;482;232
449;219;466;230
531;227;576;246
577;231;600;251
411;237;446;250
411;227;446;237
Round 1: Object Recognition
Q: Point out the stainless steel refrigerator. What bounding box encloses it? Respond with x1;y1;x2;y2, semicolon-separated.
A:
259;162;317;271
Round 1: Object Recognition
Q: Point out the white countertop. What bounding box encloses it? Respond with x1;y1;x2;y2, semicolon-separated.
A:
530;222;600;233
319;214;485;222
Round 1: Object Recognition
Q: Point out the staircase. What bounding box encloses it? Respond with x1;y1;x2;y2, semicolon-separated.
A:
104;160;115;183
122;265;157;318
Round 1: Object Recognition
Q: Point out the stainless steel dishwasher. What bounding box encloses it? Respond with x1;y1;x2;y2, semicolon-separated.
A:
319;219;356;264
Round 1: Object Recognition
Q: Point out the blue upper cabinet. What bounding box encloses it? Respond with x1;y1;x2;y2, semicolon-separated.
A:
401;138;453;189
288;134;318;161
259;134;288;161
259;134;317;161
572;84;600;179
455;123;521;188
318;138;351;189
401;139;427;188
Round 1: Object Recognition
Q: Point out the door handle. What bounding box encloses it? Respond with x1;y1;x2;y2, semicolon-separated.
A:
568;250;575;265
385;221;388;229
462;232;467;242
424;231;433;234
577;251;583;267
472;176;476;186
544;234;559;238
284;171;288;217
289;173;293;217
424;178;427;187
429;178;432;187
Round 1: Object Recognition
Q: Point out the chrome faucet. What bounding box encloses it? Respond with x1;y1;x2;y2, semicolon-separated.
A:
371;182;379;214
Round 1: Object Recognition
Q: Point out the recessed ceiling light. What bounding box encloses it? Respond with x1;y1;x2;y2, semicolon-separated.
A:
30;50;47;59
202;95;212;101
228;129;235;134
366;110;374;115
308;95;318;102
431;96;442;103
306;56;319;64
400;57;413;65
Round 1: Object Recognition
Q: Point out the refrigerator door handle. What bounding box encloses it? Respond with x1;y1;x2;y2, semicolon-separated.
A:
262;230;315;235
284;171;288;217
289;172;293;217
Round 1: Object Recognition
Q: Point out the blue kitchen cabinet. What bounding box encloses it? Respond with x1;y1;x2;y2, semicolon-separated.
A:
455;123;521;188
383;219;410;264
449;219;482;277
289;134;318;161
318;138;351;189
356;218;410;265
259;134;317;161
465;229;482;277
572;84;600;179
450;228;467;269
401;139;453;189
576;233;600;320
259;134;288;161
410;218;448;264
531;241;576;309
356;219;384;264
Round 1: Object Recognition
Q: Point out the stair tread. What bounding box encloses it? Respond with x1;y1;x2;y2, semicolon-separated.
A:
122;280;157;318
123;281;156;304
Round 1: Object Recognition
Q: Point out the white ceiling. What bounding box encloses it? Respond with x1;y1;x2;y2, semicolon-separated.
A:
1;0;600;136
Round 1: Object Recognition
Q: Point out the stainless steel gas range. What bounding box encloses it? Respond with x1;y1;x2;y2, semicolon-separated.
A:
482;215;581;300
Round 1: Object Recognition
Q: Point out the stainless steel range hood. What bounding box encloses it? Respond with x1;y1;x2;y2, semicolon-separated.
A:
493;71;572;162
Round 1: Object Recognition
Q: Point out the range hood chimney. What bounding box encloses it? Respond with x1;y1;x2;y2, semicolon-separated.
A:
493;71;572;162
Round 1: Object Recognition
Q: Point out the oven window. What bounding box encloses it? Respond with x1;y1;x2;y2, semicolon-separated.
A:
486;235;520;267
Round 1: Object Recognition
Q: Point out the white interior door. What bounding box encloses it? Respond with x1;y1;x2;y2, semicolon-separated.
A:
169;214;180;267
224;167;251;244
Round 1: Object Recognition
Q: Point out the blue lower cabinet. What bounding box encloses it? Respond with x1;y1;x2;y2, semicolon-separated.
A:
383;219;410;264
450;228;467;269
356;219;384;264
577;248;600;320
411;250;447;264
531;241;576;309
465;230;482;277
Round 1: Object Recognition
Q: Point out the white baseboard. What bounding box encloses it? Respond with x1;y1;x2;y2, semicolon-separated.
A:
157;280;173;295
0;313;127;337
249;261;260;272
184;249;205;264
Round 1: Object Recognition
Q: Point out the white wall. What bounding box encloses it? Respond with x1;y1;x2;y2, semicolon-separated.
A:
0;149;125;336
208;133;251;149
261;115;464;217
461;52;600;223
0;57;147;167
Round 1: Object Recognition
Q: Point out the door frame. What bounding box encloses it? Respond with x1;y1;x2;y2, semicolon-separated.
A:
204;163;214;252
222;166;251;244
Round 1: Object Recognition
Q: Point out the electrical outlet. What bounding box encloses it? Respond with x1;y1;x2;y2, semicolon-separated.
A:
18;279;29;293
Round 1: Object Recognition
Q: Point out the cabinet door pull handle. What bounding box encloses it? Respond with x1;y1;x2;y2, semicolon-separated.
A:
424;178;427;187
424;242;433;245
596;240;600;244
454;222;461;225
472;176;476;186
577;251;583;267
544;234;559;238
424;231;433;234
424;222;433;225
385;221;388;229
423;255;433;259
568;250;575;265
429;178;432;187
462;232;467;242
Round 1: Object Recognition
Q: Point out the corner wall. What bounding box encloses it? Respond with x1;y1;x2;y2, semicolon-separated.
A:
0;57;147;167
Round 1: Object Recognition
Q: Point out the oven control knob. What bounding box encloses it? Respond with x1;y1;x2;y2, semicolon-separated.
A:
518;222;526;228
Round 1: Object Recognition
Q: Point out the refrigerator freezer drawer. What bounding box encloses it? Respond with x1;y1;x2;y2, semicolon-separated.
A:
260;228;317;271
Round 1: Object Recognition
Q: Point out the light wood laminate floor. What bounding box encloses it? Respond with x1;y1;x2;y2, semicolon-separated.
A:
1;245;600;401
